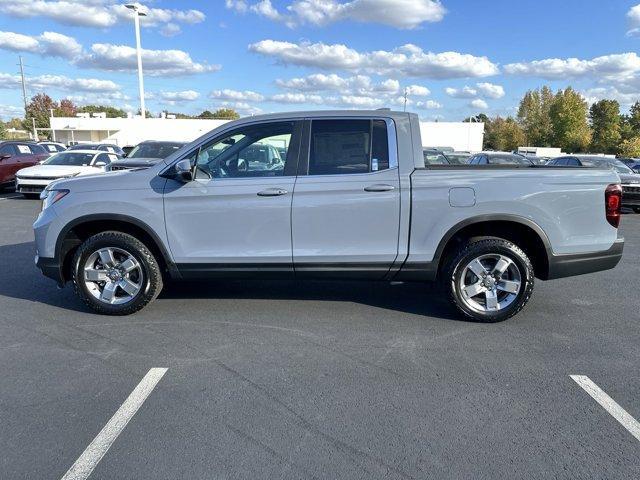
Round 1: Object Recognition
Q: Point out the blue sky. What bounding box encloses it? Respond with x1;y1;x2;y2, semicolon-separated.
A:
0;0;639;121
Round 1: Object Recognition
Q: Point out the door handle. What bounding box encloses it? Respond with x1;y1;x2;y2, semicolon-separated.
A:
257;188;288;197
364;184;395;192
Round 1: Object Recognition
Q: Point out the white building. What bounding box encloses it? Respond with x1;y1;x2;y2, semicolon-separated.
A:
48;115;485;152
49;116;229;147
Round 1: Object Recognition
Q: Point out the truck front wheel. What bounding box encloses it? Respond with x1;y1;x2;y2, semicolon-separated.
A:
443;238;534;322
72;231;163;315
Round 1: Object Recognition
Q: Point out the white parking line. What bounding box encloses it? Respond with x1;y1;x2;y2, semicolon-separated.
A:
60;368;168;480
0;194;21;201
570;374;640;442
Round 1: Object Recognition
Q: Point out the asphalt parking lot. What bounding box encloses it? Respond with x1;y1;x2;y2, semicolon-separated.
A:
0;191;639;479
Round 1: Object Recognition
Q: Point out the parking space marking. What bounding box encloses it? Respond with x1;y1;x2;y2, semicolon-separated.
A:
0;195;22;201
60;368;168;480
570;375;640;442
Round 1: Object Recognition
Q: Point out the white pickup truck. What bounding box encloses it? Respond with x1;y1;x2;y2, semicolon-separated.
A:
34;110;624;321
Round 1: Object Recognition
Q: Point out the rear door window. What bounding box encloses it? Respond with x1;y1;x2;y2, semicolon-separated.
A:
0;144;16;156
308;119;390;175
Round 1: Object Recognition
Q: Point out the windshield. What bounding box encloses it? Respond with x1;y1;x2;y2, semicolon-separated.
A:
580;158;633;174
43;152;95;166
68;144;99;151
128;142;184;159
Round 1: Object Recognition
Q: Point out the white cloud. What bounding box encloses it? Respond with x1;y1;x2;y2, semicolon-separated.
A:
0;0;205;33
581;86;640;108
0;30;81;59
271;92;324;104
218;100;264;116
470;99;488;109
159;90;200;102
406;85;431;96
160;23;182;37
445;86;477;99
229;0;446;29
0;72;120;93
504;53;640;80
627;4;640;37
0;104;25;120
476;82;504;99
250;40;499;79
416;100;442;109
446;82;504;100
210;89;265;102
76;43;220;76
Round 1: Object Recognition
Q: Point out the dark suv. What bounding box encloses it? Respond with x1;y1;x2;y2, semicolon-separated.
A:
0;141;50;189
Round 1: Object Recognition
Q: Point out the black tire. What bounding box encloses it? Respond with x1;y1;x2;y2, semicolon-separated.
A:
633;207;640;214
22;193;40;199
72;231;163;315
442;237;534;323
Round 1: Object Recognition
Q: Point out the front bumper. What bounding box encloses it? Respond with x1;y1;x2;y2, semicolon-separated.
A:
546;238;624;279
35;254;64;286
16;177;55;194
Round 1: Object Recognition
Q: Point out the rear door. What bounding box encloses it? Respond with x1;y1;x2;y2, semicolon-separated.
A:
163;120;302;274
291;118;401;279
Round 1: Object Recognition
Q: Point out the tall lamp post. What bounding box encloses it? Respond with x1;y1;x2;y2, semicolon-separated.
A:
125;4;147;119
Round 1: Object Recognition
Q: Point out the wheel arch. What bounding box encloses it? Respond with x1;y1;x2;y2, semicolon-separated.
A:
434;215;552;280
56;214;178;283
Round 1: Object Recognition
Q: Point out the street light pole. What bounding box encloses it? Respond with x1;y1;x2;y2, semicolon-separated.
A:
125;4;147;119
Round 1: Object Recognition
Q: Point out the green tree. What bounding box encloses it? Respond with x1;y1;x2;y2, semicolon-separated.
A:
629;101;640;134
197;110;215;119
589;99;621;154
549;87;591;152
517;86;554;146
619;114;635;143
0;121;6;140
77;105;128;118
619;136;640;157
463;113;488;123
484;116;525;151
211;108;240;120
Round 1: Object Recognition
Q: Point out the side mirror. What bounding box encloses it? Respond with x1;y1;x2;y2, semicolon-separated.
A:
0;154;10;161
174;159;194;182
94;161;107;167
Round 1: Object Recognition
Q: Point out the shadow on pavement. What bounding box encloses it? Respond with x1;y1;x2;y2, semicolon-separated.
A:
0;240;461;320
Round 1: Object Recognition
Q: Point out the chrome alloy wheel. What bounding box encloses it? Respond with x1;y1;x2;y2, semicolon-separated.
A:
83;247;143;305
458;254;522;313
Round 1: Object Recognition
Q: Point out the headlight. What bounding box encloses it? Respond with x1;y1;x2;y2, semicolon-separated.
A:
40;189;69;210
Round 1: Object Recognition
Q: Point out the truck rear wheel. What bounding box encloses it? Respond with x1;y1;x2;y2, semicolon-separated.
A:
442;238;534;322
72;231;163;315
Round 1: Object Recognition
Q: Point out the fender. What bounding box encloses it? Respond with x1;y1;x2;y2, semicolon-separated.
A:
396;214;553;281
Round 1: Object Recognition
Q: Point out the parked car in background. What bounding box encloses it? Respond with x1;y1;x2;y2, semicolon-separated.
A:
547;155;640;212
619;158;640;173
16;150;116;198
34;110;623;322
468;152;534;165
423;148;450;165
0;141;50;190
446;151;471;164
38;141;67;154
109;141;187;171
67;143;125;156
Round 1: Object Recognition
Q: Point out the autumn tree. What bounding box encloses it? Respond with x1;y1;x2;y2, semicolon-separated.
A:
484;117;525;151
619;136;640;157
589;99;621;154
549;87;591;152
56;98;77;117
517;86;554;146
24;93;57;133
629;101;640;134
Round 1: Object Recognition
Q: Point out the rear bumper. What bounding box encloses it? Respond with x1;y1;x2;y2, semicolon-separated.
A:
546;238;624;279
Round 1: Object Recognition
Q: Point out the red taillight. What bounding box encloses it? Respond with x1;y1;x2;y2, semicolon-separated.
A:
605;183;622;228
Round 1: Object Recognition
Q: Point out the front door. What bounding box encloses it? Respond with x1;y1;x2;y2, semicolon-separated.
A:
292;118;401;279
163;120;302;276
